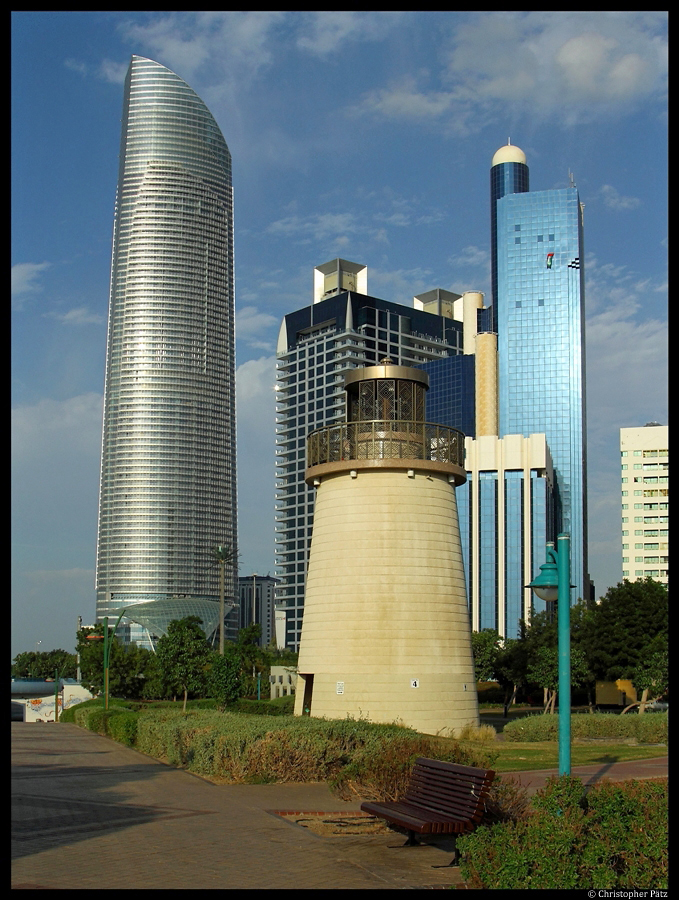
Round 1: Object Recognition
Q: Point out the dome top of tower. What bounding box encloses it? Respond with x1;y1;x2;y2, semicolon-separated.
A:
491;142;526;167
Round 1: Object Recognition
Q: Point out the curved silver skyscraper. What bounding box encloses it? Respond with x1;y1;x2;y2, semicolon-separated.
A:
96;56;236;644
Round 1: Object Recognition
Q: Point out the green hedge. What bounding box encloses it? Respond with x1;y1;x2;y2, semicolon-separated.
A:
228;696;295;716
458;776;668;889
503;712;668;744
106;711;139;746
66;706;494;797
73;704;133;735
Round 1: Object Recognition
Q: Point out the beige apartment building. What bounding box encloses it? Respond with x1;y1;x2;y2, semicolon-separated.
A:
621;424;668;585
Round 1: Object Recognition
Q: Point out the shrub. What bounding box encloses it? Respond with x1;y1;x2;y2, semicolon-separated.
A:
455;723;497;742
60;696;131;723
329;733;497;802
118;708;496;793
503;712;668;744
229;696;295;716
106;711;139;746
458;776;668;889
481;777;532;826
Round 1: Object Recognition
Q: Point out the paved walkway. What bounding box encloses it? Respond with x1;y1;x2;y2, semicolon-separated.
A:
11;723;667;891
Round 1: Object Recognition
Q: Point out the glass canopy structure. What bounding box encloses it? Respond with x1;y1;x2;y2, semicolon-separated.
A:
120;598;224;649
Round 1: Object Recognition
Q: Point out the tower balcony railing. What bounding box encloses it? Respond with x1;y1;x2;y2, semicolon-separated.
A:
307;420;465;468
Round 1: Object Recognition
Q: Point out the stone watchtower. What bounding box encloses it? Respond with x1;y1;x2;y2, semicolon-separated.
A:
294;360;479;736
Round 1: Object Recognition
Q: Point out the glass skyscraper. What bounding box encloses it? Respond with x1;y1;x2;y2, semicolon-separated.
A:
275;260;463;650
95;56;237;646
495;150;589;603
490;142;529;332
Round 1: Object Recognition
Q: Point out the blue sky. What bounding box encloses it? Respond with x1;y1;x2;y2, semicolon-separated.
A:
11;11;667;658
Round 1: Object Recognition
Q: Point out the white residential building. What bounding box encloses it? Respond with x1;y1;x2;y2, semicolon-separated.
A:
621;424;668;585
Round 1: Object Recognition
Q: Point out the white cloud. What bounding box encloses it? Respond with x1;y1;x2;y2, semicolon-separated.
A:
267;211;359;242
446;246;491;296
360;77;455;121
598;184;641;211
450;245;489;269
45;306;106;326
296;11;403;57
584;255;667;593
64;58;87;76
368;266;437;307
236;356;277;409
119;11;286;85
236;306;279;347
98;59;129;84
358;12;667;133
12;262;51;302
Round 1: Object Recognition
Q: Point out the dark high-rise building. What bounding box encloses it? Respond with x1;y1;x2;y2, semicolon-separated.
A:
238;574;280;647
95;56;237;646
275;260;463;650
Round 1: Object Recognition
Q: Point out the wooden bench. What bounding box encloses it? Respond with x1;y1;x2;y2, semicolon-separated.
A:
360;758;496;864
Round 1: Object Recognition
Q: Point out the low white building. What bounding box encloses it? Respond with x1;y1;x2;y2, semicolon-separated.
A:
269;666;297;699
11;679;93;722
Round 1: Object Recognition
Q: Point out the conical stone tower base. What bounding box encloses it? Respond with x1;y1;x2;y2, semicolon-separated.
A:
294;363;479;736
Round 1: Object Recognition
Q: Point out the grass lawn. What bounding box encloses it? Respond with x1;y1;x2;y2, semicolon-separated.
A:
461;739;667;773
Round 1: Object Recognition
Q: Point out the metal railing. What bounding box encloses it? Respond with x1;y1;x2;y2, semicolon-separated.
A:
307;420;465;467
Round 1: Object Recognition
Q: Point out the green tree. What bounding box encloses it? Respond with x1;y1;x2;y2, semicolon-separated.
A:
526;645;591;714
494;636;530;717
139;651;168;700
583;578;668;683
108;642;155;700
582;578;668;713
233;624;268;695
471;629;503;683
155;616;212;711
628;633;668;712
207;646;243;708
76;624;108;694
12;649;77;680
568;600;598;709
76;626;155;699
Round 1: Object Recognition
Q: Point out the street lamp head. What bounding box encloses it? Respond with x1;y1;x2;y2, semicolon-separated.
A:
526;558;559;603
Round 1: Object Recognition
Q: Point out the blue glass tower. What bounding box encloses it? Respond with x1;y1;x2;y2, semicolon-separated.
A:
496;165;589;603
490;142;529;331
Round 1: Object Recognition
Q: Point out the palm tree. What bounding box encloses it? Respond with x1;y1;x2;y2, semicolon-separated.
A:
210;544;237;655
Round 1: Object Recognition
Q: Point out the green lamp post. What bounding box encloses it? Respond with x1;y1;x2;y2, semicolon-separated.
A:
88;610;128;710
527;533;572;776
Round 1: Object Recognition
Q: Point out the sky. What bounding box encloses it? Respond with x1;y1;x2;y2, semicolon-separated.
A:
11;11;667;659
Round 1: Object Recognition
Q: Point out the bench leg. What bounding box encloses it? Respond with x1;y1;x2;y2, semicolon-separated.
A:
402;831;420;846
432;839;460;868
